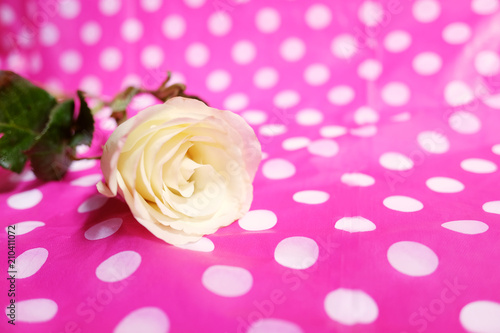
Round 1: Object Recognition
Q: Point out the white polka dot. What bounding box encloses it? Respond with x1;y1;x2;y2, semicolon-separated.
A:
208;11;231;36
141;45;164;68
493;144;500;155
273;90;300;109
460;301;500;333
280;37;306;62
305;4;331;29
387;241;438;276
308;139;339;157
445;81;474;106
483;201;500;214
304;64;330;86
114;307;169;333
412;0;441;22
381;82;410;106
274;236;319;269
461;158;497;174
384;30;412;53
40;23;59;46
121;74;142;89
449;111;481;134
10;170;36;182
350;125;378;137
206;70;231;92
69;159;97;172
442;22;471;44
9;299;57;323
121;18;143;43
15;248;48;279
59;0;80;19
391;112;411;122
253;67;279;89
96;251;141;282
296;108;323;126
341;173;375;187
0;4;15;25
140;0;162;12
223;93;248;111
79;76;102;96
383;196;424;212
185;43;210;67
354;106;379;125
413;52;442;75
320;125;347;138
328;85;355;105
331;34;358;59
70;174;103;187
324;288;379;325
241;110;267;125
335;216;376;233
248;318;303;333
5;221;44;236
262;158;296;180
357;59;383;81
185;0;206;8
417;131;450;154
202;265;253;297
60;50;82;73
293;190;329;204
358;1;383;26
259;124;287;136
379;152;413;171
100;47;122;71
232;40;256;65
175;237;215;252
99;0;121;15
78;195;109;213
471;0;499;14
256;7;280;33
426;177;464;193
7;189;43;210
442;220;489;235
162;15;186;39
85;218;123;240
239;210;278;231
282;137;311;151
80;21;102;45
475;51;500;76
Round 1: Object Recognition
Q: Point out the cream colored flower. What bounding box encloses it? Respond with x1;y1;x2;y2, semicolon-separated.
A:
97;97;261;245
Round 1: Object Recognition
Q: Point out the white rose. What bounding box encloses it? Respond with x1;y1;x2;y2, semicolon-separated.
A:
97;97;261;245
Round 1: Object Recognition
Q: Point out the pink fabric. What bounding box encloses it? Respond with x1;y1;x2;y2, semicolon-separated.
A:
2;0;500;332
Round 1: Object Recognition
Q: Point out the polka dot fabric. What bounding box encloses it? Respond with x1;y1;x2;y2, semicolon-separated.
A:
1;0;500;332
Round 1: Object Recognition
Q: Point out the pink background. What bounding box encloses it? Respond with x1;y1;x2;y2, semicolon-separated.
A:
1;0;500;332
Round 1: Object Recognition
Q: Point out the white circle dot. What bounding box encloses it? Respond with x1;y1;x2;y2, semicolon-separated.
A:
185;0;206;8
335;216;376;233
384;30;412;53
78;195;109;213
357;59;383;81
262;158;296;179
379;152;414;171
324;288;379;325
358;1;383;26
492;144;500;155
40;23;60;46
0;4;15;25
350;125;378;137
417;131;450;154
383;196;424;212
70;174;103;187
282;137;311;151
328;85;355;105
475;51;500;76
60;50;82;73
305;4;331;29
381;82;410;106
99;47;122;71
483;201;500;214
202;265;253;297
471;0;499;14
461;158;497;174
426;177;464;193
59;0;80;19
274;236;319;269
206;70;231;92
296;108;323;126
223;93;248;111
208;11;231;36
85;218;123;240
175;238;215;252
413;52;442;75
280;37;306;62
293;190;329;204
331;34;358;59
238;210;278;231
80;21;102;45
387;241;438;276
442;220;489;235
412;0;441;23
241;110;267;125
121;18;143;43
341;173;375;187
254;67;279;89
114;307;169;333
445;81;474;106
162;15;186;39
185;43;210;67
141;45;164;68
248;319;303;333
140;0;162;12
256;7;280;33
232;40;256;65
354;106;379;125
99;0;121;15
308;139;339;157
273;90;300;109
15;247;49;279
304;63;330;86
9;299;57;323
96;251;141;282
7;189;43;210
320;125;347;138
259;124;287;137
443;22;471;44
79;76;102;96
449;111;481;134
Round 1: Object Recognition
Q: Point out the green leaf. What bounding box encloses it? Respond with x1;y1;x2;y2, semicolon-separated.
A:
70;91;94;147
0;71;57;173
